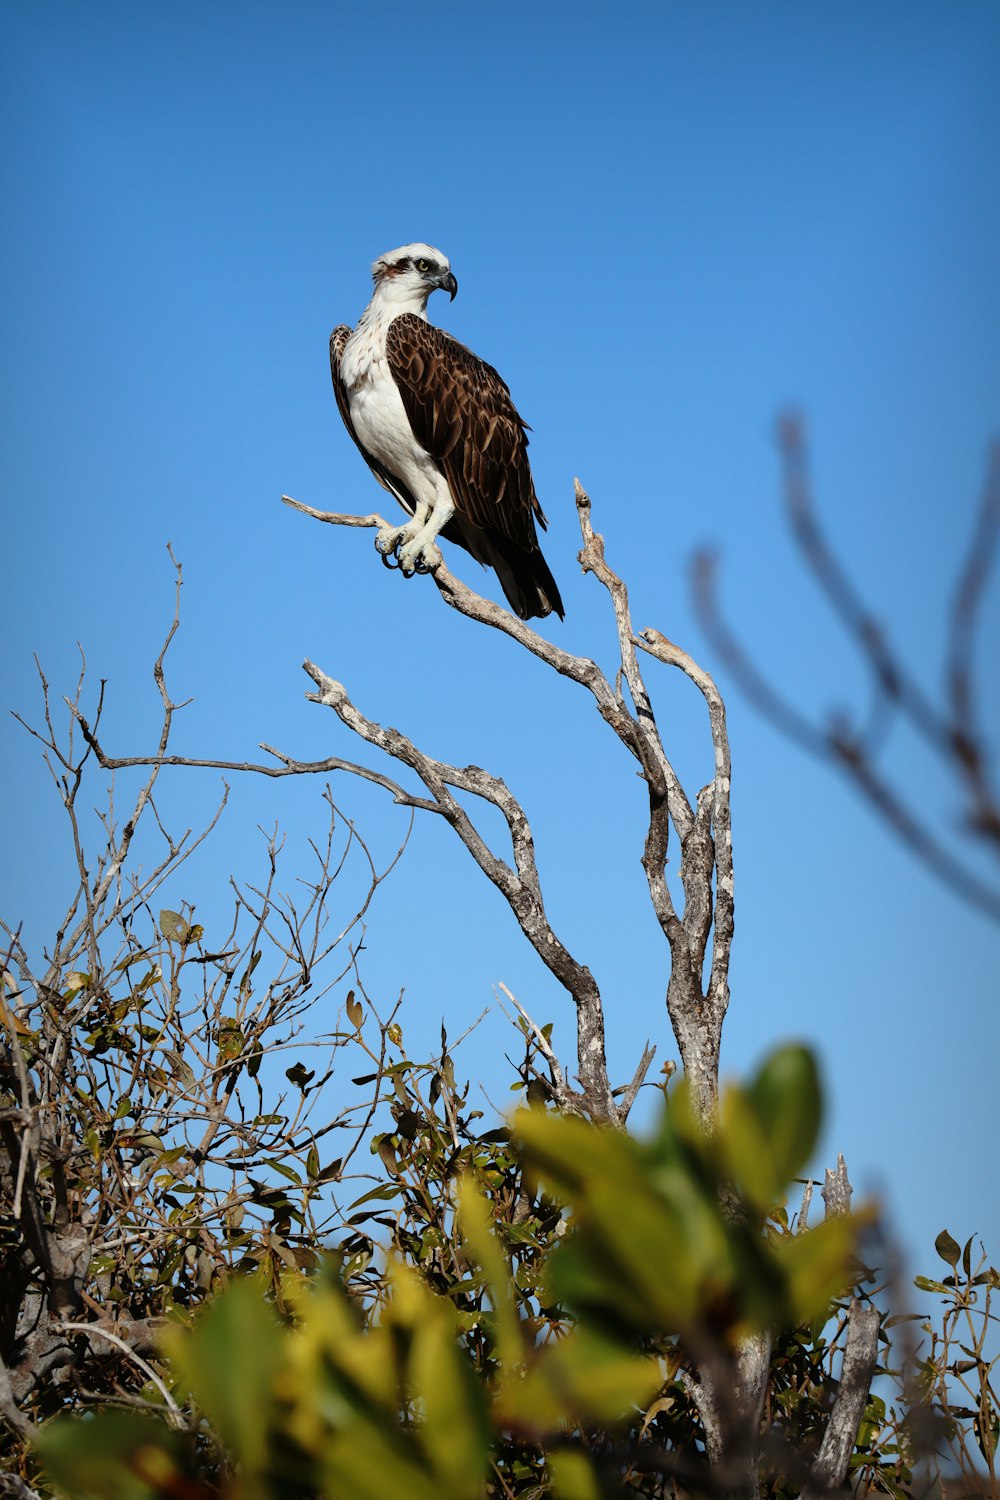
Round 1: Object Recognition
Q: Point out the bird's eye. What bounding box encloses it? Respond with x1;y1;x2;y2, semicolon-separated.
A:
416;258;431;272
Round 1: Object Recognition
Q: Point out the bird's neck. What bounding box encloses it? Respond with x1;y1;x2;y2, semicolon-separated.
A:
359;278;431;329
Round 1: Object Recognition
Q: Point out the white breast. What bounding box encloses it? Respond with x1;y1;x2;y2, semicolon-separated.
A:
339;314;386;389
341;315;438;498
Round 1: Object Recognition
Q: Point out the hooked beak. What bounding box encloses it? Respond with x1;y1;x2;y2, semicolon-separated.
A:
439;269;458;301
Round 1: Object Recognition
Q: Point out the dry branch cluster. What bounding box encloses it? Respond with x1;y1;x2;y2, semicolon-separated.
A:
0;576;413;1444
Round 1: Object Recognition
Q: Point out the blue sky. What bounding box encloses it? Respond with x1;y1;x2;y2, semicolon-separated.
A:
2;2;998;1276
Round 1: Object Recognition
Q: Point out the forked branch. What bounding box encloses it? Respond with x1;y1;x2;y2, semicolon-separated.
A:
302;661;615;1119
284;483;735;1126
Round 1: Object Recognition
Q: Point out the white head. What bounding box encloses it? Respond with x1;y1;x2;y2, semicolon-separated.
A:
368;243;458;315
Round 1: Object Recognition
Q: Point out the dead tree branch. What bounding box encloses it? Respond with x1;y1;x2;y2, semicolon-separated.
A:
801;1157;881;1500
283;485;735;1128
800;1300;881;1500
302;662;615;1119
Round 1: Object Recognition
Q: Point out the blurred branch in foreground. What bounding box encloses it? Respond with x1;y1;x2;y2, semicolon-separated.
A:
694;418;1000;925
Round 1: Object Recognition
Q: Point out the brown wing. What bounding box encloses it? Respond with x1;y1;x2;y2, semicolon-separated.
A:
329;325;419;518
384;314;548;551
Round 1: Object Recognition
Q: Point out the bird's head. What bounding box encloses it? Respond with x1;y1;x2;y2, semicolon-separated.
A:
370;244;458;313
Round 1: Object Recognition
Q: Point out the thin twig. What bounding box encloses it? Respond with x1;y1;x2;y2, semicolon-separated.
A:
60;1321;184;1425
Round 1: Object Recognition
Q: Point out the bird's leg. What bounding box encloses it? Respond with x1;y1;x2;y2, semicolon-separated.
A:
396;494;454;576
375;499;432;564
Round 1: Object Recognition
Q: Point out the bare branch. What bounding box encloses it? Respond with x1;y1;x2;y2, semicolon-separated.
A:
496;980;569;1107
0;1473;44;1500
615;1040;658;1123
636;627;734;1030
0;1351;35;1439
67;704;441;810
800;1300;881;1500
821;1153;853;1219
282;494;660;776
777;415;949;750
575;479;694;841
947;441;1000;841
60;1321;183;1424
302;662;614;1118
281;494;387;530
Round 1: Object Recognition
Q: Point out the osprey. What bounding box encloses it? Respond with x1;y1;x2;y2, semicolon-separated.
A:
330;244;564;620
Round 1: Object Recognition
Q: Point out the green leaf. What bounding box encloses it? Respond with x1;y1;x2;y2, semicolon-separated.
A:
349;1183;402;1212
237;951;262;1000
745;1044;822;1190
154;1145;187;1166
934;1228;961;1267
503;1330;660;1433
216;1021;245;1061
270;1161;303;1185
772;1213;866;1327
159;909;189;943
377;1137;399;1177
160;1049;195;1088
161;1276;283;1482
914;1275;952;1294
405;1278;489;1492
548;1449;602;1500
33;1410;191;1499
124;1131;166;1153
457;1175;521;1371
323;1430;444;1500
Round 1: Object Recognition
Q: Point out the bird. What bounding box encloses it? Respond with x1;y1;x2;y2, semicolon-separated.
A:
330;243;564;621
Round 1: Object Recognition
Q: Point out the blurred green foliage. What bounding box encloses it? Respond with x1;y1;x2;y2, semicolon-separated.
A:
29;1044;881;1499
